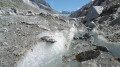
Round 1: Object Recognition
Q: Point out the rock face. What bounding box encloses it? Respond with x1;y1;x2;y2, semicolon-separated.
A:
76;50;100;62
29;0;57;13
70;2;93;18
0;0;57;13
85;6;104;21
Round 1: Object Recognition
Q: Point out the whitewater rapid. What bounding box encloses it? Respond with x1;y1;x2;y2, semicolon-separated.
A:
17;27;120;67
17;27;77;67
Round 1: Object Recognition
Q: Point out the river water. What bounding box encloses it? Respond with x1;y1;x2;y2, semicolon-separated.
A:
17;28;120;67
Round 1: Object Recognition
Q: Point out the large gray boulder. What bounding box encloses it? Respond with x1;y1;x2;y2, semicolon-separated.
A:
85;6;104;21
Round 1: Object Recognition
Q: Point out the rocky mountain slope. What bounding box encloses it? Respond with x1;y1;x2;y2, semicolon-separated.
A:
0;0;57;13
0;0;120;67
70;0;120;18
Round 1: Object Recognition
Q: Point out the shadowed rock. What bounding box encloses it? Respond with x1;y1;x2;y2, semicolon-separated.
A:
83;33;92;41
94;45;109;52
76;50;100;62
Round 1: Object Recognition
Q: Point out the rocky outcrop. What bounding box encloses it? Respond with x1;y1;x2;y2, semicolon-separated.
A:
70;2;93;18
0;0;57;14
70;0;120;18
29;0;57;13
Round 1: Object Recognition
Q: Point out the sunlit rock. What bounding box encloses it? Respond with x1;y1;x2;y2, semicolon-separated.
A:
85;6;104;21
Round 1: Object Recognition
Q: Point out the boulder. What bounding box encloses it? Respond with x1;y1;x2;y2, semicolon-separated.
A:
11;8;17;13
85;6;104;21
85;21;96;28
39;12;46;17
73;35;79;40
26;11;34;16
94;46;109;52
83;33;92;41
76;50;100;62
41;36;56;43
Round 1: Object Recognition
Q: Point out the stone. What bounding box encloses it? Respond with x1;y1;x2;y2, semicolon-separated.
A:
26;11;34;16
73;36;79;40
109;16;120;26
83;33;92;41
85;6;104;21
11;8;17;13
76;50;100;62
116;32;120;36
85;21;96;29
39;12;46;17
94;46;109;52
41;36;56;43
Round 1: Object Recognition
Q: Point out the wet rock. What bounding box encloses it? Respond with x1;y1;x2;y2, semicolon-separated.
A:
62;55;75;62
85;6;104;21
76;50;100;62
41;36;56;43
79;37;84;40
94;46;109;52
83;33;92;41
73;36;79;40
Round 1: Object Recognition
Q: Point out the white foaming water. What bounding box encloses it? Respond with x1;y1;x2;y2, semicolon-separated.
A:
17;28;76;67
